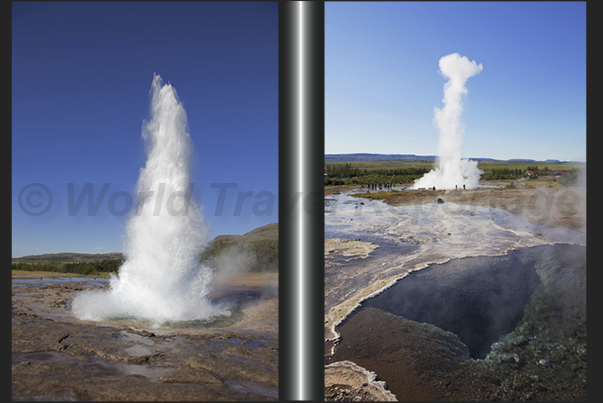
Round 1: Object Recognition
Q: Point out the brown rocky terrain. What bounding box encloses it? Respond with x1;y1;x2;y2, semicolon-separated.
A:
12;272;278;401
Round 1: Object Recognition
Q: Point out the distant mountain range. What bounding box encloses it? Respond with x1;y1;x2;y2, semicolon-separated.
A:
325;153;571;163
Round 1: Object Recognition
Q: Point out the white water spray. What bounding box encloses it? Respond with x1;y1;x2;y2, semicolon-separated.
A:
413;53;483;190
72;74;227;325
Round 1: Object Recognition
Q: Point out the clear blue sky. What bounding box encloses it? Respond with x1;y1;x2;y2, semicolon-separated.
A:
12;2;278;257
326;1;586;162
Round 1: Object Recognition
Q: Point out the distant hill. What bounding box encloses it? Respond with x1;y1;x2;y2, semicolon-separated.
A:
13;252;124;263
211;222;278;244
201;222;278;272
325;153;436;162
326;153;573;164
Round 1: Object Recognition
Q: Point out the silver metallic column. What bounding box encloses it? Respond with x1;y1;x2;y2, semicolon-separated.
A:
279;1;324;400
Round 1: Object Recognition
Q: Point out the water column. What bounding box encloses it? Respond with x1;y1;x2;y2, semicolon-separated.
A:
72;75;227;326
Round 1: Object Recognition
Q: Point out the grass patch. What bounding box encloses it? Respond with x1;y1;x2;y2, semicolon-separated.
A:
353;191;391;200
326;160;435;170
326;159;582;172
325;159;584;187
11;259;123;277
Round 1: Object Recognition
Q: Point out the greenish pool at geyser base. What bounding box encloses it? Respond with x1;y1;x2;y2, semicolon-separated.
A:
104;309;245;330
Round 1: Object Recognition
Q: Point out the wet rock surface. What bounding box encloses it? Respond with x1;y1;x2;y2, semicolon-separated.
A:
12;273;278;401
324;361;396;401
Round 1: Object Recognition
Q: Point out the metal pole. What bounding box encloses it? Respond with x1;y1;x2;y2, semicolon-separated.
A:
279;1;324;400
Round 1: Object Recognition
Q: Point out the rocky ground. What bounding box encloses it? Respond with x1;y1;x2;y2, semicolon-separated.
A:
12;272;278;401
324;361;396;401
356;182;585;231
324;181;587;401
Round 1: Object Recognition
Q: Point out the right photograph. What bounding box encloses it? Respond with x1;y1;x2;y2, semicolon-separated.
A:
324;2;586;401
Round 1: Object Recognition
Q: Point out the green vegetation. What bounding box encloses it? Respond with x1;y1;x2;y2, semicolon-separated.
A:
11;259;124;277
557;169;583;186
481;167;526;180
482;166;582;182
12;251;125;277
326;160;434;170
13;252;124;264
324;162;429;186
479;162;576;171
325;160;584;186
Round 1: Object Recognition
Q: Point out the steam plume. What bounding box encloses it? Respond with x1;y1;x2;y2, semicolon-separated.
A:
413;53;483;190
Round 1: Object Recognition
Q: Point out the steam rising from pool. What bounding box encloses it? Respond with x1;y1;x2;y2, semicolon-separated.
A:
72;74;227;326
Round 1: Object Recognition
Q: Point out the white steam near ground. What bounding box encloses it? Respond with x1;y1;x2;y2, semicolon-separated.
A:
413;53;484;190
209;246;278;300
211;246;257;277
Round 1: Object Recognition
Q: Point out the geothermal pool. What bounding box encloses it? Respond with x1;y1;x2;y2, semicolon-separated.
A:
324;189;586;401
359;248;542;359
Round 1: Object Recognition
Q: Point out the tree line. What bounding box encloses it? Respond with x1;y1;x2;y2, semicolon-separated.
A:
481;168;526;180
481;167;580;182
325;162;582;186
325;163;429;186
12;258;124;276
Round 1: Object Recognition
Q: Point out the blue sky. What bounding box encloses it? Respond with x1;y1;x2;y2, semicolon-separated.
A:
12;2;278;257
326;1;586;162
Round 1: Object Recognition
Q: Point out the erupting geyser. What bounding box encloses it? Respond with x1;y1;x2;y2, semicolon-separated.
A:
72;74;227;326
413;53;483;190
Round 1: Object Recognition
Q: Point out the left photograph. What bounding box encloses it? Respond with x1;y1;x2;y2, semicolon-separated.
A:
12;2;278;400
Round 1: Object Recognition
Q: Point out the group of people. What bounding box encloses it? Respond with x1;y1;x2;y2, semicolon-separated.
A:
368;182;395;191
363;183;467;191
427;184;466;190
